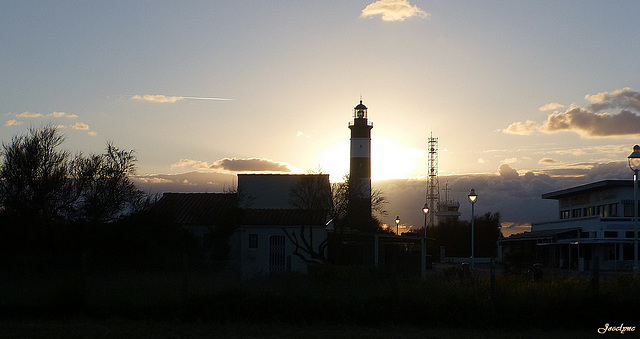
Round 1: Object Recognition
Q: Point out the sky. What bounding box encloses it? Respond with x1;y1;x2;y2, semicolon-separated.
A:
3;1;640;229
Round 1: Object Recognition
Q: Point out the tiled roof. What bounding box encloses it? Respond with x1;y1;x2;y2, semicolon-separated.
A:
241;209;328;226
154;193;238;225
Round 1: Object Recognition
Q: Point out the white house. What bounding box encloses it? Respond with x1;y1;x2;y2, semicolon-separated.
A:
500;180;639;271
229;174;332;278
156;173;332;278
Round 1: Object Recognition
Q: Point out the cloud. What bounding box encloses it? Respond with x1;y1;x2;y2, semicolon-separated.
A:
539;158;561;165
134;171;237;194
210;157;293;173
541;107;640;137
361;0;429;22
136;176;174;184
4;110;95;135
585;87;640;112
72;122;90;130
47;111;78;118
170;157;294;173
296;131;311;139
539;102;565;111
131;94;184;103
502;120;539;135
131;94;234;103
15;111;42;118
504;88;640;138
5;119;22;126
498;163;519;179
170;159;211;170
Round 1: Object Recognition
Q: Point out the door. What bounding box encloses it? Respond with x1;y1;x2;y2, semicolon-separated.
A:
269;235;286;274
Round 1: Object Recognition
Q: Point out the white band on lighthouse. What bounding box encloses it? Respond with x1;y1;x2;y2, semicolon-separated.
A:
350;138;371;158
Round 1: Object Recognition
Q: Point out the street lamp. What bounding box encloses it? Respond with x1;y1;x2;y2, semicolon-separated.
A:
395;216;400;235
628;145;640;275
468;188;478;269
422;203;429;238
422;204;429;277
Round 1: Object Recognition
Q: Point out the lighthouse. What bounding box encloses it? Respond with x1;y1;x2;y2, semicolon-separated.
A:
348;100;373;225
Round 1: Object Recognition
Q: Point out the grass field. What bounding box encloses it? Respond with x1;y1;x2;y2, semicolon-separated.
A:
0;319;602;339
0;265;638;337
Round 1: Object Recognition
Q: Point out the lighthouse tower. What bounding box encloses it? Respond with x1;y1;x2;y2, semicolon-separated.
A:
348;100;373;225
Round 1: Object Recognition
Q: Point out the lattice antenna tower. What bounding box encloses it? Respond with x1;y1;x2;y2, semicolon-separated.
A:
426;132;440;227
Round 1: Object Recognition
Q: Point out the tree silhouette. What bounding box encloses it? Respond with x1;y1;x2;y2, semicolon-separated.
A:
0;125;143;225
74;142;143;224
285;173;332;264
331;174;388;233
414;212;502;260
0;126;76;224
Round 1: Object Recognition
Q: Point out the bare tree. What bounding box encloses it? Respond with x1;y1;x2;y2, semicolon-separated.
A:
331;174;388;233
0;126;76;224
285;173;332;265
74;142;143;224
0;126;143;225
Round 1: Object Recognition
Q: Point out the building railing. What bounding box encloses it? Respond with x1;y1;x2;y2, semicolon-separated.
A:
348;121;373;127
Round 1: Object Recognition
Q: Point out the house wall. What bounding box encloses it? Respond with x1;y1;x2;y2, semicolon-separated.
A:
237;174;330;209
233;225;327;278
184;225;212;246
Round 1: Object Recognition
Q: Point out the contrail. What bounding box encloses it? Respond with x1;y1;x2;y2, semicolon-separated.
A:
182;96;235;101
129;94;235;103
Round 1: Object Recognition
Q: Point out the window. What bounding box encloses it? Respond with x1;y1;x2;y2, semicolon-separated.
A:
623;202;640;217
626;231;637;239
623;244;635;260
609;203;618;217
584;206;594;216
249;234;258;249
580;232;589;238
560;210;570;219
571;208;582;218
604;231;618;238
597;205;607;217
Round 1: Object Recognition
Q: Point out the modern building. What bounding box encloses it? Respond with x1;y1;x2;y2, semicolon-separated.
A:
437;183;461;223
499;180;639;271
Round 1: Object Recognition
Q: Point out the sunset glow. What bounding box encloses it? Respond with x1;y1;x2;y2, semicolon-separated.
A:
2;1;640;190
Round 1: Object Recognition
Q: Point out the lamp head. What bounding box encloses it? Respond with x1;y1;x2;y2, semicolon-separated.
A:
422;203;429;214
395;216;400;225
468;188;478;204
628;145;640;172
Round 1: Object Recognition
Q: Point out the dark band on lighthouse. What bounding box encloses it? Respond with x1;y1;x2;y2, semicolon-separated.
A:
348;100;373;222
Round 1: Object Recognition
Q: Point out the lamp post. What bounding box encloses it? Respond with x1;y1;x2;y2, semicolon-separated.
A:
422;204;429;276
422;204;429;238
468;189;478;270
395;216;400;235
628;145;640;276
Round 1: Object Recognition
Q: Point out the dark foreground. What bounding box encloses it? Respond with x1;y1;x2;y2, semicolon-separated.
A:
0;319;601;339
1;264;638;338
